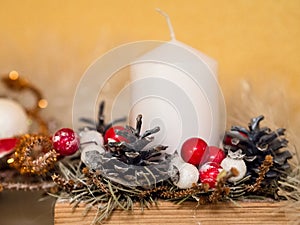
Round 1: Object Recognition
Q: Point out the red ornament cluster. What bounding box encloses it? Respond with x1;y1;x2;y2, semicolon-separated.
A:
180;137;225;188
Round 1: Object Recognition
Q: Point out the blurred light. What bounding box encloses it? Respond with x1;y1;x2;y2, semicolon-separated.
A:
7;158;14;164
38;99;48;109
9;71;19;80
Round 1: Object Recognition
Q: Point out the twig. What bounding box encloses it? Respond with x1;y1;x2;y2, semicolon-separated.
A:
246;155;273;192
209;168;238;203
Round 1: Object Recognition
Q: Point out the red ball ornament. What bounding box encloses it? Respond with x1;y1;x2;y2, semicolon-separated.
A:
181;137;208;166
199;162;222;188
0;137;18;158
104;126;128;144
52;128;80;156
201;146;225;165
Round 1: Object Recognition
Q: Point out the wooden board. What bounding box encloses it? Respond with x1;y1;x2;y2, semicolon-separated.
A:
54;199;299;225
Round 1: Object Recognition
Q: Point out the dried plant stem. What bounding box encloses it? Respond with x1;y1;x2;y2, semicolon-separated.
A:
159;183;209;200
138;185;171;198
209;168;238;203
246;155;274;192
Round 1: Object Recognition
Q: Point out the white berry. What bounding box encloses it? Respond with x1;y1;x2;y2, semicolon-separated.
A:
174;162;199;189
221;156;246;182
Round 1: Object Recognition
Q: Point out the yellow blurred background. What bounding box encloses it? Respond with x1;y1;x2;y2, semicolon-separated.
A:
0;0;299;131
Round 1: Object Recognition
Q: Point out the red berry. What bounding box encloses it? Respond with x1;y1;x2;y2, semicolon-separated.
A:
181;137;208;166
0;137;18;158
104;126;128;144
199;162;222;188
52;128;80;156
200;146;225;165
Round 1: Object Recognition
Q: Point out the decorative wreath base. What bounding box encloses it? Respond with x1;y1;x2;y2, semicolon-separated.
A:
54;199;297;225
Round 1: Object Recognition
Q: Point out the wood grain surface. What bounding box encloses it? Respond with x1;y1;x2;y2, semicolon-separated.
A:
54;199;299;225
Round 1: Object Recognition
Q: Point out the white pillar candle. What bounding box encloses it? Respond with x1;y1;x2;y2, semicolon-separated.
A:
129;10;225;153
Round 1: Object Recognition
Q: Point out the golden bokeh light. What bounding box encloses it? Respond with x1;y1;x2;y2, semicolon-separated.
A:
9;70;19;80
38;99;48;109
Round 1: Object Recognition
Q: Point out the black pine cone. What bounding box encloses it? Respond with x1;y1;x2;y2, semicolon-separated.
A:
223;115;292;193
83;114;172;188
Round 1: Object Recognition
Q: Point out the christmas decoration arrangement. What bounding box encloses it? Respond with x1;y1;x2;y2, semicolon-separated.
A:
51;103;294;224
0;71;299;224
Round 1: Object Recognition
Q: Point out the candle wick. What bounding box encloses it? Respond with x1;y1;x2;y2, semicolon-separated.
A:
156;8;176;41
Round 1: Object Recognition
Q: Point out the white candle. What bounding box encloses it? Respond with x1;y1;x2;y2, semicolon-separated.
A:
129;10;225;153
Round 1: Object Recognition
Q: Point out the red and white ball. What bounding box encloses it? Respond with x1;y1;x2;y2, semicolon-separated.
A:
52;128;80;156
199;162;222;188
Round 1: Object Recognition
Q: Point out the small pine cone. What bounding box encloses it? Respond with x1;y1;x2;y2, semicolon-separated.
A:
82;115;172;188
83;150;172;188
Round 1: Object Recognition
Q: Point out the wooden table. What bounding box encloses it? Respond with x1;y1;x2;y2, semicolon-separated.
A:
54;199;299;225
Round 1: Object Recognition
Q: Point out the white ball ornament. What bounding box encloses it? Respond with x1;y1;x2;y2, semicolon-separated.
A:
221;149;247;182
80;129;104;146
0;98;29;138
79;129;106;165
174;162;199;189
